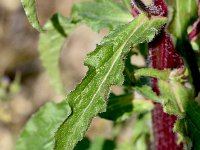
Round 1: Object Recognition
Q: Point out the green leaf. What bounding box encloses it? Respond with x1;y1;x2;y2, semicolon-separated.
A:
16;101;71;150
21;0;43;31
74;138;90;150
158;79;193;117
134;68;170;80
158;80;183;116
89;137;115;150
121;0;132;12
174;101;200;149
135;85;161;102
131;113;151;150
99;93;134;121
167;0;198;38
74;137;115;150
100;93;154;122
38;14;76;94
173;119;192;148
118;113;152;150
191;36;200;51
71;0;133;32
54;14;167;150
185;101;200;150
132;99;154;113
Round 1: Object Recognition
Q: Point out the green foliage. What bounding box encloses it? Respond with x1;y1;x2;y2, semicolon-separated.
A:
20;0;43;31
74;137;115;150
54;14;166;150
185;101;200;150
38;14;77;94
135;67;200;148
88;137;116;150
74;138;90;150
167;0;198;38
71;0;133;32
99;93;134;121
135;68;193;116
173;101;200;149
135;85;160;102
135;68;170;80
131;113;152;150
118;113;152;150
16;101;71;150
19;0;200;149
100;93;154;121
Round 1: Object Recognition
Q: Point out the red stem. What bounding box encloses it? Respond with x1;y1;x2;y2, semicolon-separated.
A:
131;0;184;149
131;3;139;17
188;19;200;41
149;30;183;150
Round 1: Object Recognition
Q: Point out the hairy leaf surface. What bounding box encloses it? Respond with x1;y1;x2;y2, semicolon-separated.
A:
16;101;71;150
71;0;133;32
39;14;76;94
54;14;166;150
21;0;43;31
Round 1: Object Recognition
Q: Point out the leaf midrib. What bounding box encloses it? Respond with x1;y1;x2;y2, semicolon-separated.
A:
72;17;146;135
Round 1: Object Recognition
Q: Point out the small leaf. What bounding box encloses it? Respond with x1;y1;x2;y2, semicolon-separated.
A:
21;0;43;31
158;79;193;117
99;93;134;121
71;1;133;32
54;14;167;150
16;101;71;150
135;68;170;80
89;137;116;150
38;14;77;94
132;99;154;113
173;119;192;148
100;93;154;122
135;85;161;102
158;80;182;116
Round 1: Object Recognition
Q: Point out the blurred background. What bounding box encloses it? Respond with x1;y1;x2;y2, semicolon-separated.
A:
0;0;153;149
0;0;114;149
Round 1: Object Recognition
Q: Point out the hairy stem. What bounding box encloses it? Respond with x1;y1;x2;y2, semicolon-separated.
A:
131;0;184;149
149;30;183;150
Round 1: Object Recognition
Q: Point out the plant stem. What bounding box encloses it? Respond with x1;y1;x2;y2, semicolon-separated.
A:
131;0;184;149
149;30;183;150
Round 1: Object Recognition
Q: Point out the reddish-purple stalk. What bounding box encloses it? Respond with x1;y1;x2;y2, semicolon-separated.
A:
131;0;184;149
189;0;200;41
